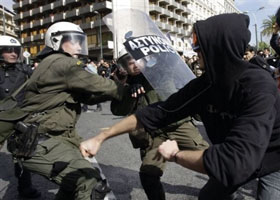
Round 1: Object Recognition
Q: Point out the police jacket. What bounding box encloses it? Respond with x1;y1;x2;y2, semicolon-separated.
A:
0;62;32;104
111;74;192;134
21;53;127;146
111;74;158;115
135;14;280;189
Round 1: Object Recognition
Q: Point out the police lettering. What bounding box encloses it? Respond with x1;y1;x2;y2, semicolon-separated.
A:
127;35;176;56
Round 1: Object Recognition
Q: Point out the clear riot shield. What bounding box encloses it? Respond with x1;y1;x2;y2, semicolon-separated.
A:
103;9;196;100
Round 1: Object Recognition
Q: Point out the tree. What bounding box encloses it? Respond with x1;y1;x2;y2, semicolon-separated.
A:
258;41;270;50
261;15;276;37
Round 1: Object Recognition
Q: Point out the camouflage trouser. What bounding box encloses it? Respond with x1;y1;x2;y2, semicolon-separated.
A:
22;137;102;200
140;121;209;176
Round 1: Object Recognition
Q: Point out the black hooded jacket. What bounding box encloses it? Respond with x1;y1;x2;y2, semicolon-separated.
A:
135;14;280;188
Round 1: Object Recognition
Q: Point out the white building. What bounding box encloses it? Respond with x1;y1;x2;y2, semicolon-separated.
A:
13;0;239;59
112;0;240;57
0;5;17;37
183;0;239;55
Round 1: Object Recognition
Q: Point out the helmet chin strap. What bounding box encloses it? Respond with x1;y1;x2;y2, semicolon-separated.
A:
0;60;18;68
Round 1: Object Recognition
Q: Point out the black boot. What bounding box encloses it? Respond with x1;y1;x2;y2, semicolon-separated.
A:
14;163;41;198
139;172;166;200
91;179;111;200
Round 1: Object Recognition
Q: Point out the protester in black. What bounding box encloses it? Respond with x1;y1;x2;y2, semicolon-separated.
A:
244;45;273;75
80;14;280;199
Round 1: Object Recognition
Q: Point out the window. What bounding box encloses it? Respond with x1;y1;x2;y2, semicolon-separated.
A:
150;13;157;20
87;34;97;46
30;46;38;55
21;32;28;38
102;32;112;45
40;45;45;51
31;30;37;36
39;28;47;34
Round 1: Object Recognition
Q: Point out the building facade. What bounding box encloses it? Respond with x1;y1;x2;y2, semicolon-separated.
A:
12;0;239;60
0;5;17;37
13;0;113;60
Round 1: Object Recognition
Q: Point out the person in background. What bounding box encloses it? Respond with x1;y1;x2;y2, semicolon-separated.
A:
0;35;40;198
263;47;272;59
244;45;272;72
257;49;264;57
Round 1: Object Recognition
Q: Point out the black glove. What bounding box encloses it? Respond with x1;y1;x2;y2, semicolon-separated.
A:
130;84;145;98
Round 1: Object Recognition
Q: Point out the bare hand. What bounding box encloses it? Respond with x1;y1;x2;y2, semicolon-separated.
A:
80;137;102;158
273;23;280;34
158;140;179;162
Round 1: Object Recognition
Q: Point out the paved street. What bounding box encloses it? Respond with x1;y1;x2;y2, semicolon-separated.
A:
0;102;257;199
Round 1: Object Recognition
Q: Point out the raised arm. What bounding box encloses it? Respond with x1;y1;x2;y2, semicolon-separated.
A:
80;114;141;157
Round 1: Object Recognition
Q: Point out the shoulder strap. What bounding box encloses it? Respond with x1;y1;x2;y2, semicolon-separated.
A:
10;80;29;99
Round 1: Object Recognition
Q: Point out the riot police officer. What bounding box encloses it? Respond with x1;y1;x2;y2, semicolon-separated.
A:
111;49;209;200
12;21;133;200
0;36;32;104
0;35;40;198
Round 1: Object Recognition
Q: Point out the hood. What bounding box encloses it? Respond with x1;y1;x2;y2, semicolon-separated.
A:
194;13;251;102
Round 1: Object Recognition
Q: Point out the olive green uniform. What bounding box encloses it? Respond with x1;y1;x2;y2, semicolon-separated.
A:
0;53;127;200
111;75;209;200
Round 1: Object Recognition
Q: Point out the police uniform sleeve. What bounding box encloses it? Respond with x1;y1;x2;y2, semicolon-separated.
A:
110;93;137;116
64;59;125;102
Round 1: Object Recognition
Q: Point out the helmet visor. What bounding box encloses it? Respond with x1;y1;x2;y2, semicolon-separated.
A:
117;53;133;69
0;46;23;63
1;46;21;56
60;32;88;56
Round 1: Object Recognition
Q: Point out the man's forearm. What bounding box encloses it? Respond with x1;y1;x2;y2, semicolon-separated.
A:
97;114;142;142
175;150;207;174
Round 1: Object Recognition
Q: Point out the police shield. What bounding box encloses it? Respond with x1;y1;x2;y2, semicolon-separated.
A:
103;9;195;100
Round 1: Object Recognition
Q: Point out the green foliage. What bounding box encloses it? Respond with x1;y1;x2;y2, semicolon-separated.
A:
258;41;270;50
258;41;275;54
261;15;276;37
